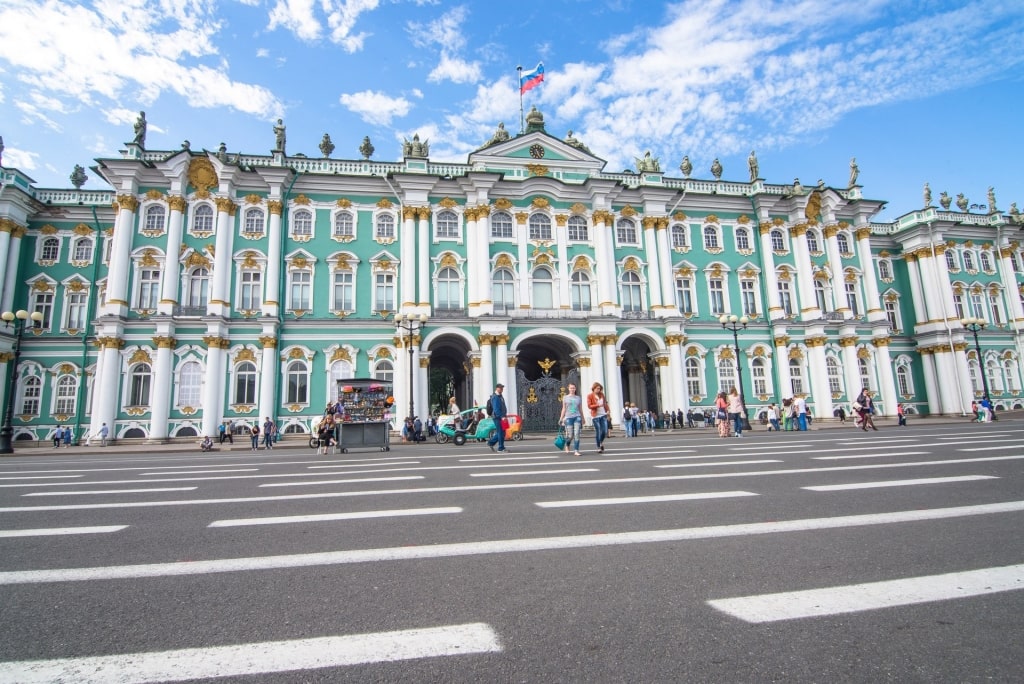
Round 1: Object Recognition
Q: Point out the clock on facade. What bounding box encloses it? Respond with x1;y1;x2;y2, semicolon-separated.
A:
529;144;545;159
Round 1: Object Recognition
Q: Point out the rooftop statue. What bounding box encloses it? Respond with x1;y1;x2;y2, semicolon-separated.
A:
635;151;660;173
403;133;429;158
273;118;286;153
747;150;759;182
320;133;336;158
484;122;510;147
956;193;968;212
133;111;147;147
679;155;692;178
69;164;88;189
710;158;723;180
848;157;859;187
987;186;997;213
358;135;374;159
939;191;952;210
923;182;932;207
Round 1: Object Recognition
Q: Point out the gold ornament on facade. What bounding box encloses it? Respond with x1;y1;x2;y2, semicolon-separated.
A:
291;194;311;205
703;214;719;224
805;336;828;348
537;357;556;374
257;336;277;349
115;195;140;212
623;257;641;272
336;198;352;208
71;223;92;236
234;348;257;364
143;189;162;201
232;404;255;414
439;197;457;209
128;349;152;365
676;266;693;277
788;347;804;360
673;211;687;221
569;203;587;215
571;256;590;272
188;157;217;195
844;269;858;283
376;198;393;209
773;335;790;348
287;348;307;360
525;387;539;404
184;251;210;269
494;254;513;269
439;253;458;269
619;205;636;217
685;346;700;357
857;348;871;360
494;198;513;210
709;264;723;279
32;280;54;292
152;336;176;349
126;407;148;416
534;253;551;266
872;337;891;347
855;227;872;241
526;164;549;176
720;348;735;360
40;224;59;235
288;404;303;413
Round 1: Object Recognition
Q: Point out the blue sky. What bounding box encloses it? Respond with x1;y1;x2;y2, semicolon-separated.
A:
1;0;1022;221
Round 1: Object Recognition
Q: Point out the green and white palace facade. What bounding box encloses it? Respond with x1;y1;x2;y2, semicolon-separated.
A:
1;108;1023;442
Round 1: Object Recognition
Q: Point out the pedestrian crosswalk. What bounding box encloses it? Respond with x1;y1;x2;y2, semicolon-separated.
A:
1;424;1022;679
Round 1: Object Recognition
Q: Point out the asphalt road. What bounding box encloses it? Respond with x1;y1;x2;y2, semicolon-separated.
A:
1;419;1022;683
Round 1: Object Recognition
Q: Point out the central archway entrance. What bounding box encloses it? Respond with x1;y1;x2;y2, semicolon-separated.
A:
513;334;581;432
425;332;473;415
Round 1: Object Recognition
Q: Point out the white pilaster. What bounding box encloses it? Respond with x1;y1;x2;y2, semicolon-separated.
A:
264;201;283;317
158;197;186;315
642;217;663;311
604;337;623;427
417;208;430;307
791;225;820;321
104;195;138;316
208;198;235;317
257;336;278;423
148;336;175;440
400;207;416;308
855;225;885;322
872;339;898;417
200;338;227;437
757;224;783;319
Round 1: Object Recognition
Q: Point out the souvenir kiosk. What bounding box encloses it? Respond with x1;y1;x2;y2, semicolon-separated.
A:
335;379;393;452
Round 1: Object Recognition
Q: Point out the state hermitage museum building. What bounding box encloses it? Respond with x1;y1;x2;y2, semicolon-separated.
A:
1;107;1022;443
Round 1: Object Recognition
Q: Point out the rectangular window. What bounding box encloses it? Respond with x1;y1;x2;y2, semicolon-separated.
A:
778;281;793;315
138;269;160;309
240;271;262;311
290;271;311;310
66;292;88;330
752;363;767;396
333;272;354;311
741;280;756;316
990;294;1003;325
970;293;985;319
686;361;702;397
709;278;725;315
374;272;395;312
675;278;693;314
32;292;54;328
953;293;965;320
845;282;860;316
885;300;900;333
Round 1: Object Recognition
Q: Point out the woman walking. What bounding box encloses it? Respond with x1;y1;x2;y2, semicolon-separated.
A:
854;388;878;431
715;391;731;438
559;383;584;456
727;387;744;438
586;381;610;453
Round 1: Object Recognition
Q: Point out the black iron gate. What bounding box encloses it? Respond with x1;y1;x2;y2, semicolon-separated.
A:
515;366;580;432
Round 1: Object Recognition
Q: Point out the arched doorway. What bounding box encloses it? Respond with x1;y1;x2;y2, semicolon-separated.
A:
514;334;581;432
620;335;661;414
425;332;473;415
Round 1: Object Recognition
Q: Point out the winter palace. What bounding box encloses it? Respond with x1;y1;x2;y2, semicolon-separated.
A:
0;106;1022;444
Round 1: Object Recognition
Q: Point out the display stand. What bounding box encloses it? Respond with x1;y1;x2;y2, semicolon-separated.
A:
335;379;393;452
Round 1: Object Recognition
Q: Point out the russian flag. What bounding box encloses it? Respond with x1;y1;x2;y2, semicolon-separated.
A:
519;62;545;94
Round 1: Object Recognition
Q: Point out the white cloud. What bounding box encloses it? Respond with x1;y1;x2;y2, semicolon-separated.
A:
2;146;39;171
408;5;482;85
339;90;413;126
267;0;322;41
428;53;482;84
266;0;379;51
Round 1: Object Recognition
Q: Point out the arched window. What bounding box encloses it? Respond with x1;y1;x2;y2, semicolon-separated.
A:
858;357;873;390
374;360;394;383
491;211;513;238
243;208;265;236
878;259;892;280
567;215;588;242
436;210;459;239
751;358;768;396
54;375;77;415
968;358;981;393
616;219;637;244
177;361;203;407
571;271;592;311
826;357;843;395
192;204;214;233
1004;359;1020;393
492;268;515;311
988;359;1004;393
292;209;313;236
735;227;750;251
770;229;785;251
329;359;353;403
41;238;60;261
685;357;703;397
20;376;41;415
670;224;688;249
532;267;554;308
234;361;257;405
836;232;851;254
963;250;976;271
806;230;820;253
789;358;804;395
187;268;210;308
980;251;993;272
144;205;166;233
703;226;719;249
129;363;152;406
946;249;958;271
375;214;395;239
73;238;94;262
620;271;642;312
333;211;354;238
285;360;308;404
896;362;914;396
529;214;552;241
436;266;462;310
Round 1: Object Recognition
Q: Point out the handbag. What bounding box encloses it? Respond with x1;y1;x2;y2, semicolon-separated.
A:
553;426;566;451
716;408;727;421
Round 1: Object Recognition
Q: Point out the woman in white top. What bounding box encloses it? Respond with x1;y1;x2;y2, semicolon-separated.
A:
559;383;584;456
727;387;745;437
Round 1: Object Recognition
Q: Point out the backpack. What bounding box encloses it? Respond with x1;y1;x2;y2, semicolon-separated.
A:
485;398;494;416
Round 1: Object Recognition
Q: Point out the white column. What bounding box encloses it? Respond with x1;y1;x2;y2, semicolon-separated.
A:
642;217;663;311
758;224;783;319
656;357;672;416
593;212;616;315
400;207;416;309
200;338;227;437
933;349;960;415
208;198;235;317
479;335;494;396
656;219;675;311
775;335;793;397
0;221;14;308
855;225;884;322
806;339;833;418
931;243;961;324
257;336;278;423
1;226;24;312
840;338;862;406
555;215;571;309
603;337;623;428
872;338;898;417
464;208;479;314
90;338;123;439
148;336;175;440
823;225;845;314
920;349;941;416
159;197;186;315
588;334;606;392
470;353;484;406
998;244;1024;322
417;208;430;307
264;201;283;317
104;195;139;316
791;225;820;321
667;334;689;415
477;206;492;315
952;342;973;414
495;334;514;411
904;254;927;327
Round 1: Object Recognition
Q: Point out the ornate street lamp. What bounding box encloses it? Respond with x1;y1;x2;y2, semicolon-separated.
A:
0;310;44;454
394;313;428;423
961;317;991;403
720;314;752;431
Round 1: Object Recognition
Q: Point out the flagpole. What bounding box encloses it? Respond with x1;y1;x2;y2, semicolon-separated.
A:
517;65;524;134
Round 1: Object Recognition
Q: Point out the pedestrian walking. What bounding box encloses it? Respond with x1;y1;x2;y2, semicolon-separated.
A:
559;382;584;456
854;388;878;431
262;417;275;449
225;420;234;444
52;425;63;448
715;391;730;438
218;422;227;444
586;381;610;454
62;426;72;448
486;384;509;452
727;387;744;437
250;424;260;451
767;403;781;432
99;423;109;446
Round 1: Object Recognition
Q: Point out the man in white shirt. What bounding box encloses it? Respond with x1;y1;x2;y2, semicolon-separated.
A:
794;396;808;431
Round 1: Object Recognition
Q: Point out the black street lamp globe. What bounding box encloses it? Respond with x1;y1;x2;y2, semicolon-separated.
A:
720;313;752;431
961;316;991;403
394;313;428;424
1;310;44;454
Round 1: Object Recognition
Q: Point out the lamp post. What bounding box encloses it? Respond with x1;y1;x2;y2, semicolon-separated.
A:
720;314;752;431
0;310;43;454
961;317;991;402
394;313;428;423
